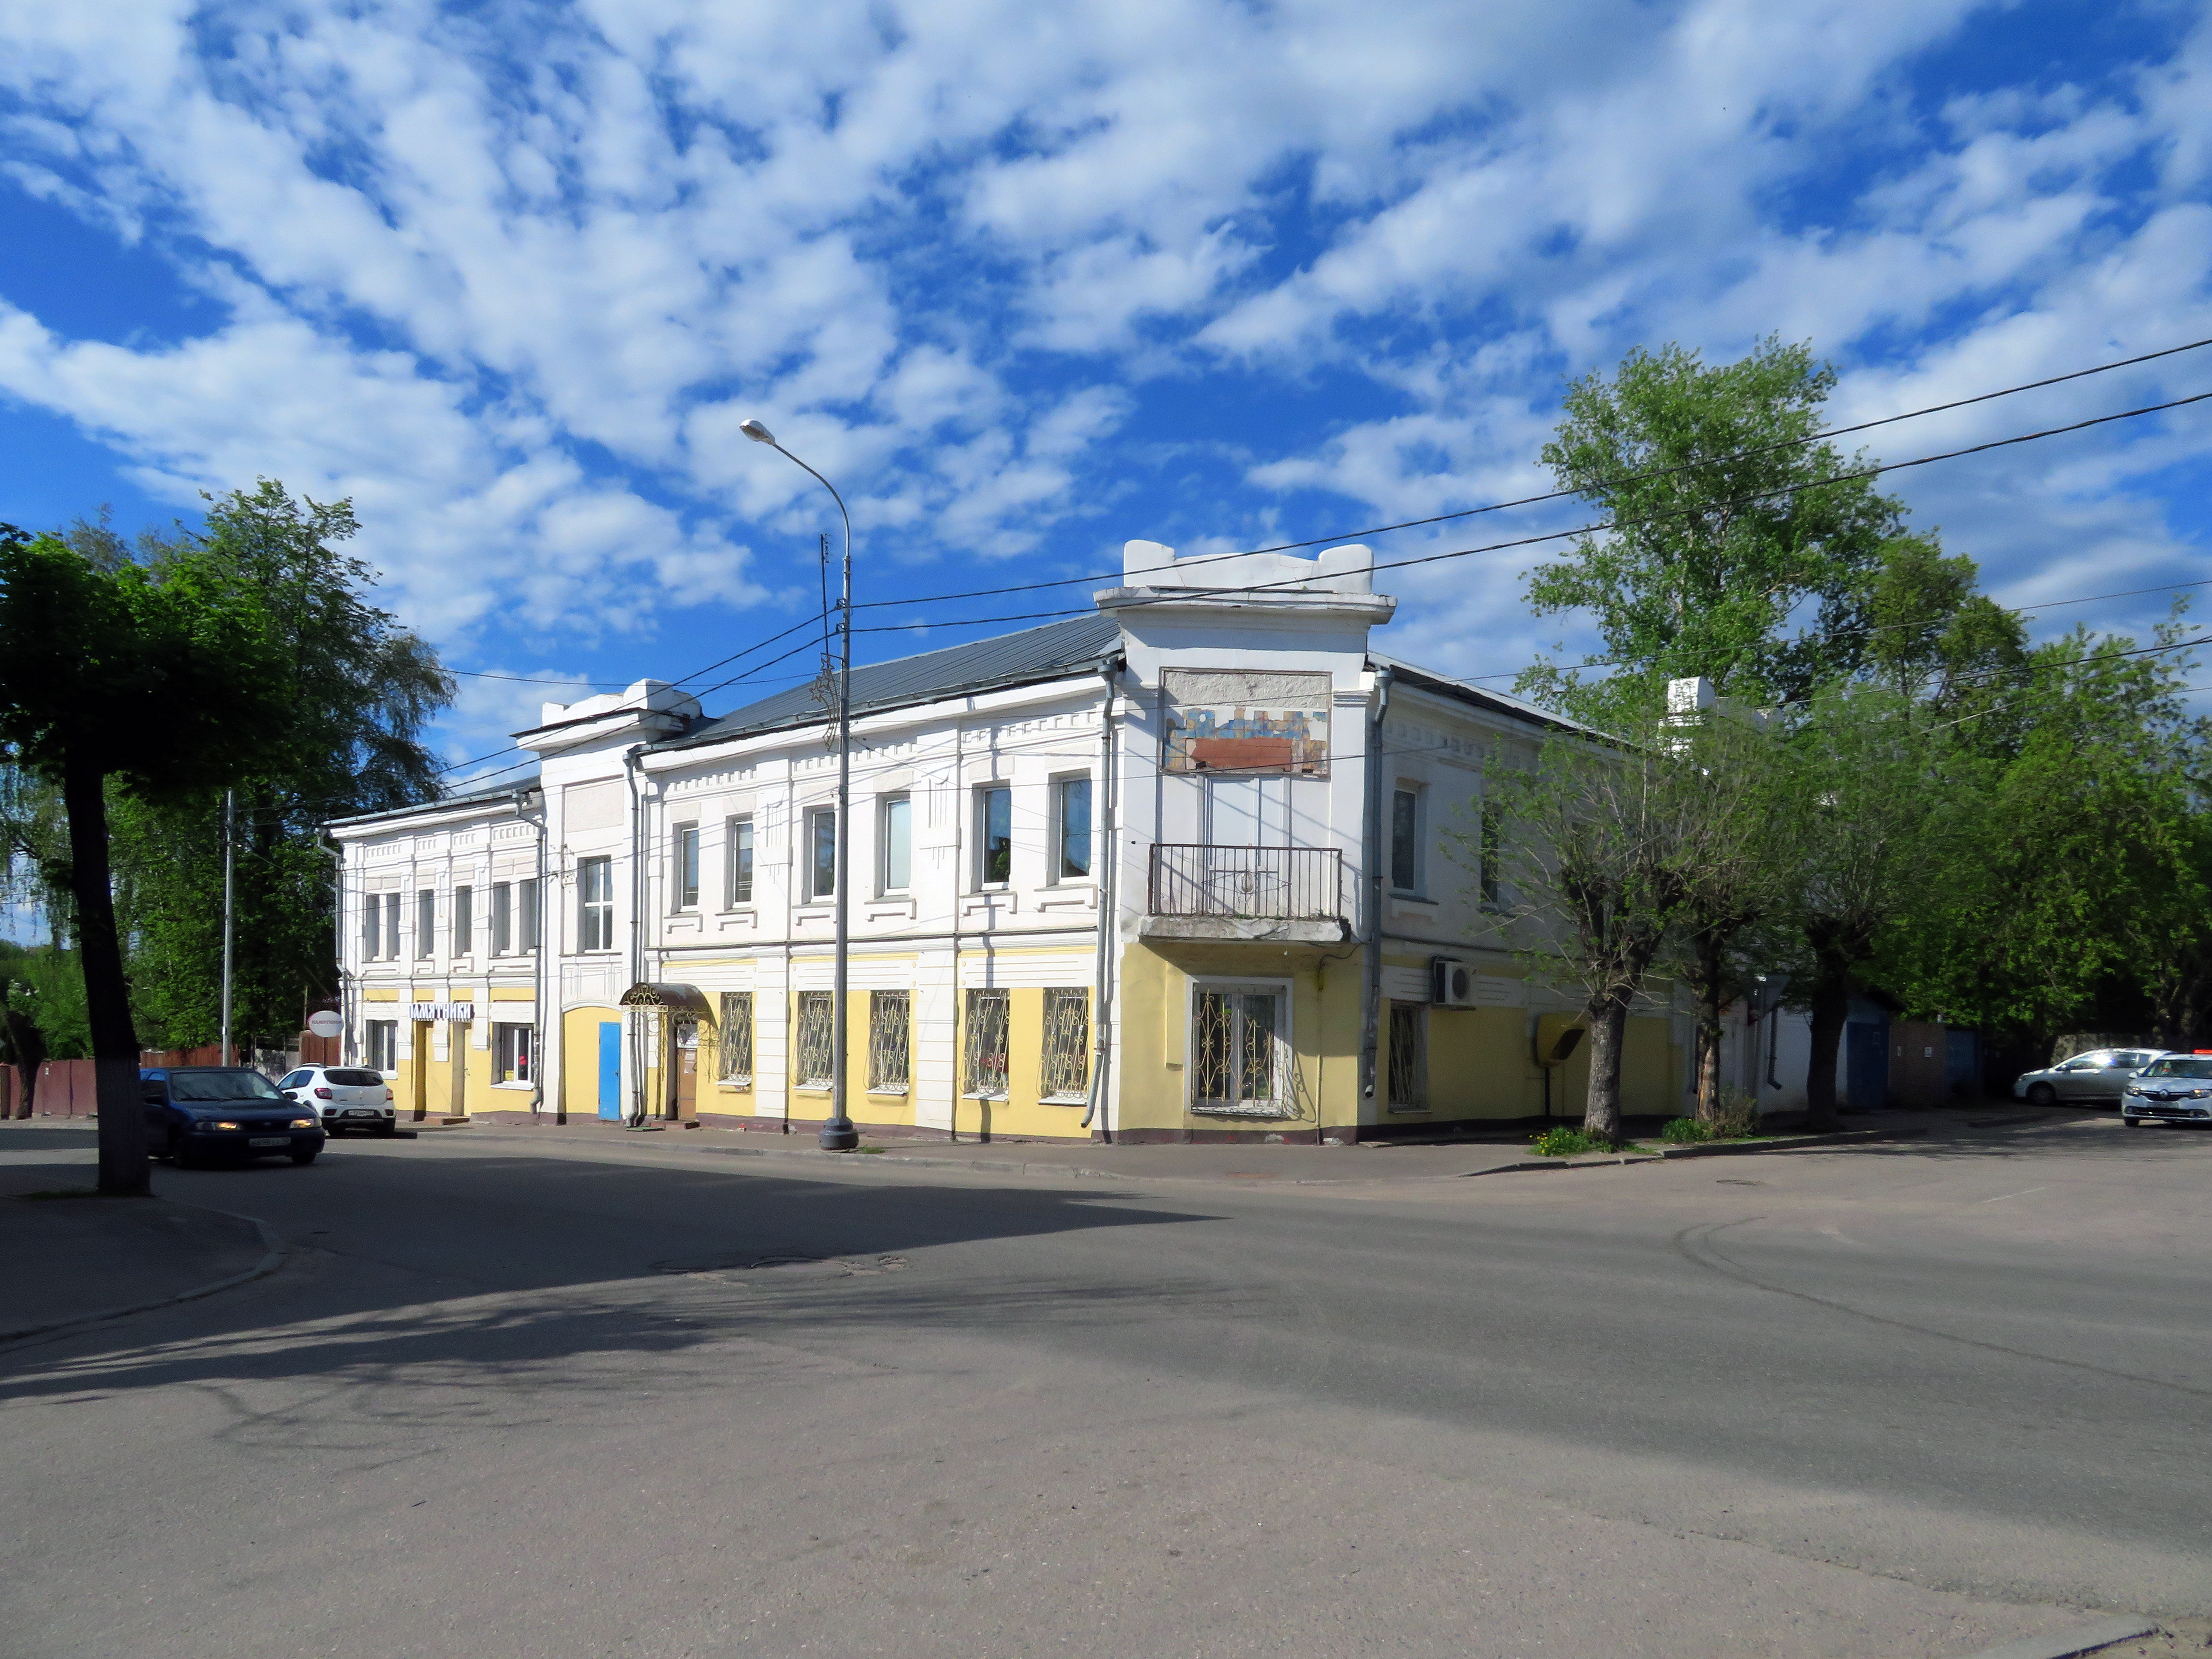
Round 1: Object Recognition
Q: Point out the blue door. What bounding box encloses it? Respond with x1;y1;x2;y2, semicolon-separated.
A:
598;1022;623;1120
1846;1022;1889;1111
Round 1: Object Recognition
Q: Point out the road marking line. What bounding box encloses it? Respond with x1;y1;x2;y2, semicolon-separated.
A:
1979;1186;2046;1203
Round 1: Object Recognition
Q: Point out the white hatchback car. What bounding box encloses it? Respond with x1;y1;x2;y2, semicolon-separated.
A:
277;1065;399;1136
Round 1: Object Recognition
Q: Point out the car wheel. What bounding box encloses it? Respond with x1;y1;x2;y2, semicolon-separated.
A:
374;1123;398;1138
170;1133;198;1168
2026;1083;2058;1107
2122;1116;2144;1129
289;1147;319;1167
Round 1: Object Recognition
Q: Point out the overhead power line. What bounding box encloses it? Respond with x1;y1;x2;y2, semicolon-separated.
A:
846;333;2212;613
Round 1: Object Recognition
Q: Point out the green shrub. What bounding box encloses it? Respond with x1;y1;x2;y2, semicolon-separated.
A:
1529;1126;1597;1158
1660;1116;1712;1144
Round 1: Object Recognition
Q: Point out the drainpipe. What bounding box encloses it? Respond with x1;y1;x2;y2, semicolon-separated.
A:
624;744;646;1126
521;786;548;1119
317;832;349;1065
949;706;968;1143
1082;658;1121;1135
1358;666;1396;1115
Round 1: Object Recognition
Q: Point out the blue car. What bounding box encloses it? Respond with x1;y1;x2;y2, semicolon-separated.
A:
140;1066;328;1168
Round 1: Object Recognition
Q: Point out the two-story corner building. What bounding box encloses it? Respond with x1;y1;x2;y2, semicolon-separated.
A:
328;538;1696;1143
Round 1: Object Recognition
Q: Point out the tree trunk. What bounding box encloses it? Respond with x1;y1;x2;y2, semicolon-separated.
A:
63;760;148;1194
1803;970;1850;1132
1582;992;1631;1146
1694;932;1726;1121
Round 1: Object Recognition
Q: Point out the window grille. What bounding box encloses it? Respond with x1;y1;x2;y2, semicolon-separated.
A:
718;992;754;1084
868;990;911;1093
1192;988;1290;1116
963;989;1010;1098
794;991;834;1089
1039;988;1091;1102
1388;1002;1427;1111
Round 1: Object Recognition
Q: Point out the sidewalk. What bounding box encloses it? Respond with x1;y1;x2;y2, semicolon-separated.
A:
469;1106;1980;1185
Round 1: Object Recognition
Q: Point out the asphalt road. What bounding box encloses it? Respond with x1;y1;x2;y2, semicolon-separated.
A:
3;1115;2206;1659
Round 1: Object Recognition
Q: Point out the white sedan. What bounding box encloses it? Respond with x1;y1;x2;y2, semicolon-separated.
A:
2011;1047;2164;1106
277;1065;399;1135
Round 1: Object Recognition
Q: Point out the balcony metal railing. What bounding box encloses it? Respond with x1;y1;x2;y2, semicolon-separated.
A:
1147;844;1345;922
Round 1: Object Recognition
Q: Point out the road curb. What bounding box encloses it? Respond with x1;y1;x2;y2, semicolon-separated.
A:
0;1203;287;1348
1462;1126;1926;1176
1955;1615;2160;1659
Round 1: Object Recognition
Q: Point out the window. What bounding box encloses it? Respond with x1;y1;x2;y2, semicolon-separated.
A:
977;785;1012;887
494;1023;533;1085
1040;988;1091;1102
577;856;615;951
490;882;512;954
1390;786;1423;894
452;886;473;958
1478;802;1502;908
868;990;911;1093
726;816;754;906
1192;987;1289;1115
416;890;437;958
794;990;834;1089
672;824;700;911
1055;776;1092;880
361;895;381;961
365;1020;398;1072
277;1070;308;1090
962;989;1010;1097
1388;1003;1427;1112
718;992;754;1084
518;879;539;950
879;796;911;894
807;807;838;902
386;893;403;959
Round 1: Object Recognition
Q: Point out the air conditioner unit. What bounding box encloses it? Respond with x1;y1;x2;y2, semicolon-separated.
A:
1429;956;1476;1008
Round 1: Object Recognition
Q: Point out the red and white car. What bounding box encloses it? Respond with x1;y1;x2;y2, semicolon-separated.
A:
277;1065;399;1136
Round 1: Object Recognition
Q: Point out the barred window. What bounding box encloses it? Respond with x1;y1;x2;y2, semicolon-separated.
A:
794;990;834;1089
962;989;1010;1098
1388;1002;1427;1111
868;990;911;1093
1039;988;1091;1102
718;992;754;1084
1193;987;1289;1116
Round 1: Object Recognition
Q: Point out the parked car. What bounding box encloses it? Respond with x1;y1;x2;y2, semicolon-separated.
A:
277;1064;398;1136
140;1066;326;1167
2012;1048;2163;1106
2122;1053;2212;1127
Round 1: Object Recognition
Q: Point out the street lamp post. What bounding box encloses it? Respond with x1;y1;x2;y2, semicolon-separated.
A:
740;419;860;1153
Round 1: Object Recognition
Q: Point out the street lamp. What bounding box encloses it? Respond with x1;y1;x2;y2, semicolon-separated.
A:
740;418;860;1153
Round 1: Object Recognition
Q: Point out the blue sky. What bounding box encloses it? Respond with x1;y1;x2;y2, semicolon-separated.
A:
3;0;2209;783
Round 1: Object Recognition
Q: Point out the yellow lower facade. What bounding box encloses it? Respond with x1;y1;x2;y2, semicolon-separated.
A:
376;942;1685;1141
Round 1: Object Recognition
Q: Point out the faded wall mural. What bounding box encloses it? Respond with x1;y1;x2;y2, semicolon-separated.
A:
1161;669;1332;777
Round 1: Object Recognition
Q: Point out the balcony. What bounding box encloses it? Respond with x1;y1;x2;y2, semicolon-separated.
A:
1144;844;1349;943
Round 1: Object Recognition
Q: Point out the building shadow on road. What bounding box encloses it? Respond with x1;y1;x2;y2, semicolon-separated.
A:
0;1150;1229;1415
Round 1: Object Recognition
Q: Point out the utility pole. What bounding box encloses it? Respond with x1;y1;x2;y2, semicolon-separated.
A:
220;788;236;1066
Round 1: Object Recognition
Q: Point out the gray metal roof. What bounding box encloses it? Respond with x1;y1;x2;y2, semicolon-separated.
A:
326;771;541;829
1368;651;1600;737
659;613;1122;751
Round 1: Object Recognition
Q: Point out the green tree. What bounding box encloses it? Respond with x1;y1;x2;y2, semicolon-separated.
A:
1520;338;1930;718
1484;709;1704;1144
0;524;290;1193
112;483;452;1050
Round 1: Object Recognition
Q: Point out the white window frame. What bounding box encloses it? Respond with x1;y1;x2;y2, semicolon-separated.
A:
416;888;437;960
490;882;512;955
1390;783;1426;897
878;794;912;896
975;784;1013;890
671;822;700;911
1051;773;1093;884
725;815;754;908
577;855;615;952
518;879;539;951
364;1019;399;1073
493;1022;534;1087
1187;978;1295;1118
452;884;474;960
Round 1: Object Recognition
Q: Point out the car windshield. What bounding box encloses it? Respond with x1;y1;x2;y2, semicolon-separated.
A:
322;1068;385;1087
167;1069;285;1103
2139;1057;2212;1080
